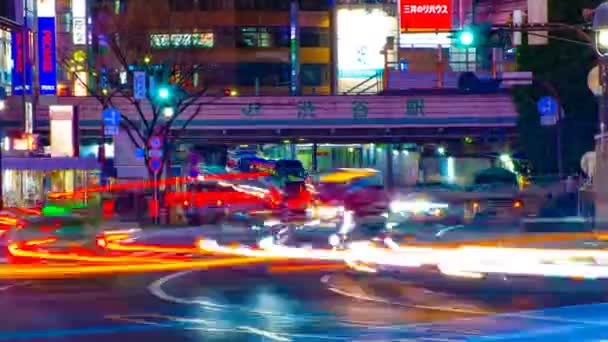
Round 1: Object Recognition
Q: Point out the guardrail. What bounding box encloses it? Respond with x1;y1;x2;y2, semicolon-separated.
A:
385;70;533;90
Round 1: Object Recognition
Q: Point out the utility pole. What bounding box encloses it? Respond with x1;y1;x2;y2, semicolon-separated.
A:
289;0;300;96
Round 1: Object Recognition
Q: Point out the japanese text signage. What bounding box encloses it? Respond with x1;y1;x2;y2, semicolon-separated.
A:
11;31;32;95
399;0;452;32
72;0;86;45
37;0;57;96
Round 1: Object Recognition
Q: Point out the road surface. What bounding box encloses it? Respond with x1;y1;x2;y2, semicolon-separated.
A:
0;261;608;341
1;223;608;341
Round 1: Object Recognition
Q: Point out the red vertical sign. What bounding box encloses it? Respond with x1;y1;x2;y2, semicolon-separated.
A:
399;0;453;32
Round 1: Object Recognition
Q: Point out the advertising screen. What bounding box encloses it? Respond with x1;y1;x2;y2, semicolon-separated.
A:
37;0;55;18
337;8;397;93
399;0;452;32
49;105;75;157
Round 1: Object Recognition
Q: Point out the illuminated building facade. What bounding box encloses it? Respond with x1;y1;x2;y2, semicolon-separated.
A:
92;0;334;95
0;1;18;97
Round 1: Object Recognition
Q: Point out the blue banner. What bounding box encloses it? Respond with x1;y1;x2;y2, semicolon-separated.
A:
38;17;57;96
11;30;32;95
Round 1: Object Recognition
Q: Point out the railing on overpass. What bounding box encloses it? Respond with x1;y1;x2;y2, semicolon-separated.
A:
385;69;533;91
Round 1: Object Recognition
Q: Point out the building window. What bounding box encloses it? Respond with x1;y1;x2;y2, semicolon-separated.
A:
213;27;236;48
300;27;329;47
235;0;289;10
168;0;194;11
301;63;329;86
449;47;477;72
299;0;329;11
238;27;272;47
199;0;233;10
237;27;289;48
236;63;290;86
58;13;72;33
150;33;214;49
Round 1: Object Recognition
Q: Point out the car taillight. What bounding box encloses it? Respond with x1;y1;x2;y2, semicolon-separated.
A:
96;237;107;248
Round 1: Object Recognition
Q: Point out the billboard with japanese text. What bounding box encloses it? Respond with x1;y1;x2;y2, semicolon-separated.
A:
38;16;57;95
11;30;32;95
399;0;452;32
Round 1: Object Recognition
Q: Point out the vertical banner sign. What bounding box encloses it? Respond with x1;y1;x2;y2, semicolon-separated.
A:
11;31;32;95
399;0;452;32
71;0;86;45
37;0;57;96
133;71;147;100
25;102;33;133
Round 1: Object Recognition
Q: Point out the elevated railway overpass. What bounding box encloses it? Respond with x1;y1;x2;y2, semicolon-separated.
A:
4;90;518;146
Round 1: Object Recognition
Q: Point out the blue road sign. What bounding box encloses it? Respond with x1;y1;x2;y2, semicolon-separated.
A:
148;149;163;158
135;148;145;160
102;108;121;126
148;157;162;173
148;136;162;149
104;126;119;136
537;96;558;116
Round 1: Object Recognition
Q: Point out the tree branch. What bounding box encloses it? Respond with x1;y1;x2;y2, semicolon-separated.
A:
115;88;150;132
107;96;146;143
119;121;143;150
171;104;203;142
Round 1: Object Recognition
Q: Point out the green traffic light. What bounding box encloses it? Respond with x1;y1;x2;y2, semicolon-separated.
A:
458;31;475;46
157;87;170;100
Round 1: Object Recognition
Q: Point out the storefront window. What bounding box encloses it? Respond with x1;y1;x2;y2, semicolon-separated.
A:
2;170;43;208
2;169;96;208
0;29;12;95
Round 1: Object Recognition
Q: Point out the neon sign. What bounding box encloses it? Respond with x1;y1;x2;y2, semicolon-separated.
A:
11;31;32;95
38;17;57;95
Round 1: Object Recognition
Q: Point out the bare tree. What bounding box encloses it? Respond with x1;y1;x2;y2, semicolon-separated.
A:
61;5;221;179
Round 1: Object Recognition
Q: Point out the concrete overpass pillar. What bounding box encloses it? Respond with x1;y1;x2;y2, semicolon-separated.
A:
358;146;363;168
312;143;318;173
290;144;296;160
385;144;394;189
331;148;337;169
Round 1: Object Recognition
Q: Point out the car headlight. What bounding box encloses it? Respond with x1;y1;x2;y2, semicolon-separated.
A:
390;200;448;214
329;234;341;247
308;206;344;219
263;219;281;227
258;236;275;249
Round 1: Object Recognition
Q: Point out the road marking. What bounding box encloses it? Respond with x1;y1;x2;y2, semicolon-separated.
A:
435;225;465;238
0;281;29;291
322;277;493;315
238;326;292;342
496;312;608;326
148;270;224;311
106;314;209;326
105;315;165;326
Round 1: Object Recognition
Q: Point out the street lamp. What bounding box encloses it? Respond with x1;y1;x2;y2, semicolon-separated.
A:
162;106;175;119
594;2;608;56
